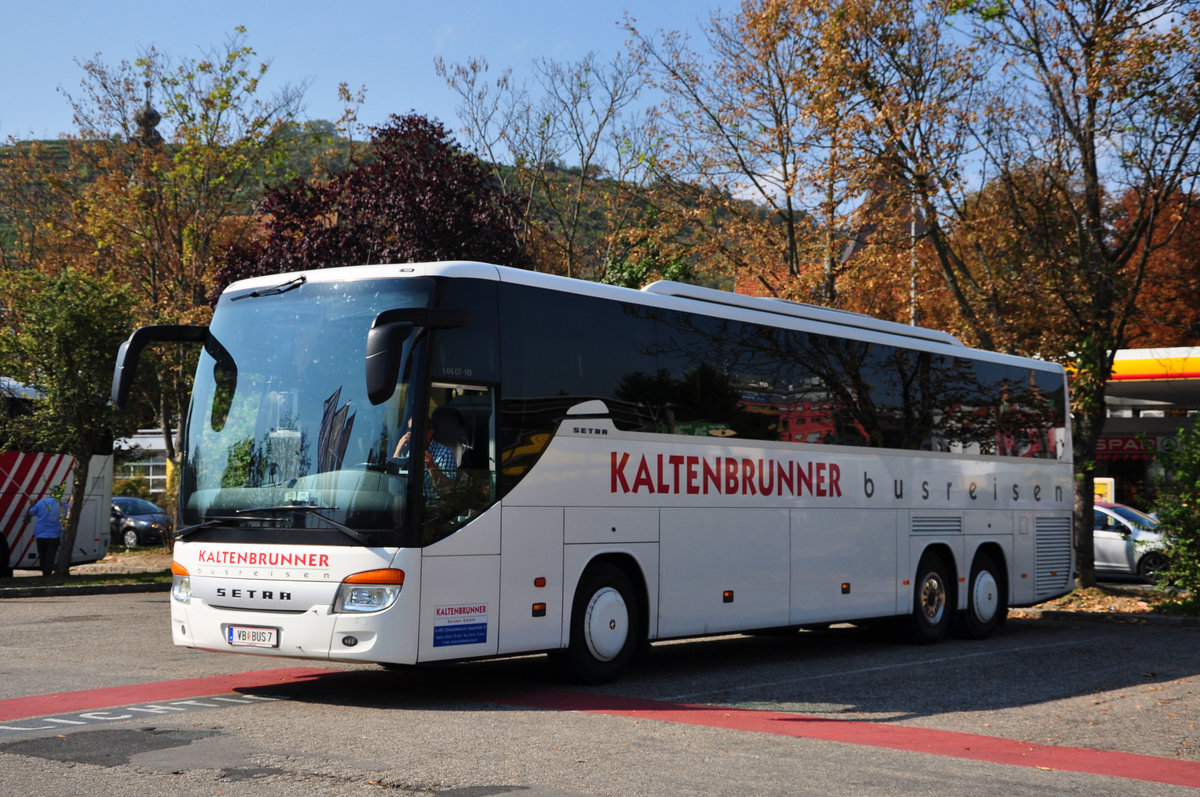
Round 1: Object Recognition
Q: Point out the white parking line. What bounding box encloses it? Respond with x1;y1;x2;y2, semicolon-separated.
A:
0;694;285;738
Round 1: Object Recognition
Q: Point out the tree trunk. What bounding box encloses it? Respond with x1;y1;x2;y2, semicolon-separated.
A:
53;454;91;580
1069;348;1110;589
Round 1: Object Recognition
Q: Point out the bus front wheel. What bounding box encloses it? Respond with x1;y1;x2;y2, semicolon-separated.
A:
565;562;639;684
907;552;952;644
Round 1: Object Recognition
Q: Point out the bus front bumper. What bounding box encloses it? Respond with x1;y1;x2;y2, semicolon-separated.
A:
171;595;419;665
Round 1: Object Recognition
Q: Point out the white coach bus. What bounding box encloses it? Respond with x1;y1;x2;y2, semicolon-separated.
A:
112;262;1074;682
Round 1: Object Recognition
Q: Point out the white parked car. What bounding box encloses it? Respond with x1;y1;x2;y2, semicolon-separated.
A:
1093;502;1168;582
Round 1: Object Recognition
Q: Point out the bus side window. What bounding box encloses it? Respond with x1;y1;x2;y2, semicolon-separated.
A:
422;385;498;544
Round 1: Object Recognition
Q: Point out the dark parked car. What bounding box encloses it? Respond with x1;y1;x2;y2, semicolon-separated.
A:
110;497;171;547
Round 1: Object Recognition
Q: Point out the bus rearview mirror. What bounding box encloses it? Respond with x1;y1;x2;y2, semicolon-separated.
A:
365;308;473;406
111;325;208;409
366;321;414;405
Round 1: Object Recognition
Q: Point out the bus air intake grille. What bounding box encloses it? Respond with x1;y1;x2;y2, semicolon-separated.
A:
1034;517;1073;599
911;516;963;536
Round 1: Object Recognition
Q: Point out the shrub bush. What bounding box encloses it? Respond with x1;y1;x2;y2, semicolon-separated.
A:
1149;421;1200;612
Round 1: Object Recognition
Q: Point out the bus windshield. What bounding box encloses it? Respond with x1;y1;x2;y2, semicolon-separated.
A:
180;276;435;544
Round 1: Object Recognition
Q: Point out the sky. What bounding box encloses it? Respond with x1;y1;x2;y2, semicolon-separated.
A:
0;0;710;141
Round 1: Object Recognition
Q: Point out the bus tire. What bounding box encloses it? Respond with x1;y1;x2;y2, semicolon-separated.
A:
907;551;952;644
0;534;11;579
958;551;1004;639
565;562;639;684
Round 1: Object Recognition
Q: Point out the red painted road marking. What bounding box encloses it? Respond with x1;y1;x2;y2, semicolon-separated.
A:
0;668;338;722
493;689;1200;789
2;668;1197;788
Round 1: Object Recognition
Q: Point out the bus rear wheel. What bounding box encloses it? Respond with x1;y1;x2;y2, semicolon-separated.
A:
907;552;952;644
565;562;639;684
958;551;1004;639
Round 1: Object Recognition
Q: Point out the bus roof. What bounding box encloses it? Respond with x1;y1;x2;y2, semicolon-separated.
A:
641;280;964;348
224;262;1065;373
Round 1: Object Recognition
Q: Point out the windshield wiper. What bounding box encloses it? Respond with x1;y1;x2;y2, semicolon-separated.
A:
231;275;306;301
174;516;246;540
236;505;370;545
175;506;371;545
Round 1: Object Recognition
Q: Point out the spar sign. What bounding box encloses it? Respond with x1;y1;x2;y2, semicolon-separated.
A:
1096;435;1176;459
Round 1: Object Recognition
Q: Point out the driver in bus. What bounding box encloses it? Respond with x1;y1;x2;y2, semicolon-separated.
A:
392;407;464;496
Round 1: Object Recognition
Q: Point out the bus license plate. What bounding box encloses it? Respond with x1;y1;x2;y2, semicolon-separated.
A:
227;625;279;648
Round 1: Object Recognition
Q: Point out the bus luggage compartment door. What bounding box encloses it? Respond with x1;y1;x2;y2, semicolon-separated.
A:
658;508;789;637
498;506;566;655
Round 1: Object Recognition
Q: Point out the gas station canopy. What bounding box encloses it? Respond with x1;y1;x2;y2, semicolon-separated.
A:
1105;347;1200;409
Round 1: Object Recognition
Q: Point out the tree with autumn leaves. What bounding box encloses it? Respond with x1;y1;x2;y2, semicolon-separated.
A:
1118;191;1200;347
624;0;1200;586
626;1;884;305
1;29;312;477
0;29;318;559
877;0;1200;586
2;11;1198;586
213;114;523;290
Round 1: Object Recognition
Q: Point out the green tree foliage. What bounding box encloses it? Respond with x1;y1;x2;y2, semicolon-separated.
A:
2;28;313;470
0;268;135;577
1150;423;1200;609
113;476;152;500
213;114;523;291
74;31;308;459
600;205;695;288
57;28;309;308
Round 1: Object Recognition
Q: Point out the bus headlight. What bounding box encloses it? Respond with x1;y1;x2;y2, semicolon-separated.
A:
333;568;405;613
171;561;191;604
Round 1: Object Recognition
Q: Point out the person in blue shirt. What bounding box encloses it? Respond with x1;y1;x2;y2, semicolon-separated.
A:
26;489;67;577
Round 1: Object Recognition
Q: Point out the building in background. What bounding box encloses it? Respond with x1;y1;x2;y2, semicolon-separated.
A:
1099;347;1200;508
113;429;171;498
